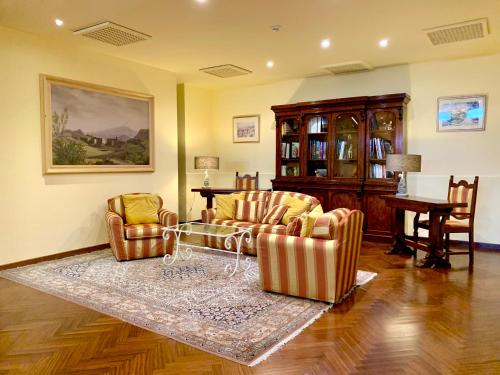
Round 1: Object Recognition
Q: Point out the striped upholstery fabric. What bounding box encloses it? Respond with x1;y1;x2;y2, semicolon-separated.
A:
124;223;163;239
105;195;177;261
285;216;302;236
234;200;266;223
267;191;321;214
449;185;473;220
201;191;321;255
310;208;351;240
242;191;270;203
236;175;257;190
262;204;288;225
257;210;364;303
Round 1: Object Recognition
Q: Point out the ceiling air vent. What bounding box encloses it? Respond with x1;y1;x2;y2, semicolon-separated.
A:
322;61;373;75
424;18;489;45
200;64;252;78
74;22;151;46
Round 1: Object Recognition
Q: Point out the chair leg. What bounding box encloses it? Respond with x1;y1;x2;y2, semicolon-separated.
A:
469;231;474;266
412;215;419;253
445;233;450;263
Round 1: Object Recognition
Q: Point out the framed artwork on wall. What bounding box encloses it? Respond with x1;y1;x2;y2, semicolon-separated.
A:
437;95;487;132
233;115;260;143
40;74;154;174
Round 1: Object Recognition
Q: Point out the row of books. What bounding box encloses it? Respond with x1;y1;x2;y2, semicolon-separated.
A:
307;116;328;133
336;140;354;160
281;121;299;135
281;142;300;159
370;137;393;159
369;163;388;178
309;140;327;160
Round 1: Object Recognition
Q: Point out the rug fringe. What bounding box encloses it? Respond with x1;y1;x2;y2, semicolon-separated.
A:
249;304;331;367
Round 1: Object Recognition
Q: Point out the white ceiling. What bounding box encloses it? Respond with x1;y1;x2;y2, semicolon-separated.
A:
1;0;499;89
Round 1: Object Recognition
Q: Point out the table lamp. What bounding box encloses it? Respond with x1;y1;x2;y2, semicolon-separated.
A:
194;156;219;188
385;154;421;197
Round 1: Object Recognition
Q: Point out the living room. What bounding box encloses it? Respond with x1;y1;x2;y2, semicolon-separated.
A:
1;0;499;373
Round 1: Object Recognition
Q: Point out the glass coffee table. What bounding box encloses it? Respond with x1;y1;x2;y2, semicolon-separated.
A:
162;222;253;277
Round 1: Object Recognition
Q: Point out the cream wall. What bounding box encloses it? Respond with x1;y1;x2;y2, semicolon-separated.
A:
0;26;178;265
182;84;216;221
185;56;499;243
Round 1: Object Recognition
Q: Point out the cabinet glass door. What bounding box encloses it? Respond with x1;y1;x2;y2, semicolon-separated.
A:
279;117;300;177
305;115;328;177
368;111;396;179
333;113;359;178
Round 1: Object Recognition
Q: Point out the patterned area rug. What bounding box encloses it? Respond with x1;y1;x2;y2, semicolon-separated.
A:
0;249;376;366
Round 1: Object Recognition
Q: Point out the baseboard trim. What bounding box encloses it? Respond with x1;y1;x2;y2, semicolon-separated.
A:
0;243;109;271
411;236;500;251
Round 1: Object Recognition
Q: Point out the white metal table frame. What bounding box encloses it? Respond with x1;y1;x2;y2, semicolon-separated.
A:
161;222;254;277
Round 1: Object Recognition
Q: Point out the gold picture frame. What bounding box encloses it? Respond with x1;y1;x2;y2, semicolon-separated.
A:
40;74;155;174
233;115;260;143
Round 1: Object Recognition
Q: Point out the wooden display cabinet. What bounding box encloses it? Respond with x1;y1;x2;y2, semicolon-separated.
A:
271;93;410;241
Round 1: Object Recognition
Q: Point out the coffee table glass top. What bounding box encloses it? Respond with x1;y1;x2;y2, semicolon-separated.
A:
163;222;249;237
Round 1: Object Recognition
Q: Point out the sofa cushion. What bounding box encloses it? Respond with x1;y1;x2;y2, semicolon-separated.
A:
122;194;160;224
300;204;324;237
285;216;302;236
281;195;310;225
242;191;270;203
214;192;244;219
262;204;288;225
310;208;351;240
210;219;286;237
234;199;266;223
125;223;163;239
267;191;320;213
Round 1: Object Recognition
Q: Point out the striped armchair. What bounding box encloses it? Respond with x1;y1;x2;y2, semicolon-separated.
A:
106;193;177;261
257;209;364;303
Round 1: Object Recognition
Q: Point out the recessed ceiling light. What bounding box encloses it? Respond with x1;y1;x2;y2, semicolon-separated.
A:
271;25;281;32
321;38;331;49
195;0;208;3
379;38;389;48
54;18;64;27
266;60;274;68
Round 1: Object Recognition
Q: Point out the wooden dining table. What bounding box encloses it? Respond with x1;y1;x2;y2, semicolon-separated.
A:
191;188;271;209
381;195;467;269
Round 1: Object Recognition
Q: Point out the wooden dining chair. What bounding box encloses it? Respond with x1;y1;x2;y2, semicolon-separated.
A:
235;172;259;190
413;176;479;265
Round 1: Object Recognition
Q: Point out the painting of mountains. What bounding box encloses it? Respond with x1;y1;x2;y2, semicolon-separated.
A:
41;75;154;174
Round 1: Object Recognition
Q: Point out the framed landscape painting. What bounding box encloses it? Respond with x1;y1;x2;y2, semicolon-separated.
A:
437;95;486;132
233;115;260;143
40;75;154;174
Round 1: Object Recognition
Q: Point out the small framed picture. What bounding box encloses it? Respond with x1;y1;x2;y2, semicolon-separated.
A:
437;95;487;132
233;115;260;143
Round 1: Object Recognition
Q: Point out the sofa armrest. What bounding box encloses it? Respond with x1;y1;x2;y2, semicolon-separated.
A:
202;208;217;223
159;209;178;227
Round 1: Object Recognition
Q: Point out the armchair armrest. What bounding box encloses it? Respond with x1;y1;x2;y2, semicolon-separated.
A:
159;209;178;227
202;208;217;223
105;211;127;260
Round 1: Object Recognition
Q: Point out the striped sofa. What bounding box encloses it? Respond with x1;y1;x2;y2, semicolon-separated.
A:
257;209;364;303
106;193;178;261
201;191;321;255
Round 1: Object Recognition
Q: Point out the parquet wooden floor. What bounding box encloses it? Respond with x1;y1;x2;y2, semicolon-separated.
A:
1;242;499;374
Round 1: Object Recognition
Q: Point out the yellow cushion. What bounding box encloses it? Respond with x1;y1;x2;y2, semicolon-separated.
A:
122;194;160;225
215;192;245;219
299;204;324;237
281;195;311;225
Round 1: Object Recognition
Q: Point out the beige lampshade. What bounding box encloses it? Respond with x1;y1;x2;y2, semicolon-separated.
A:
194;156;219;170
386;154;421;172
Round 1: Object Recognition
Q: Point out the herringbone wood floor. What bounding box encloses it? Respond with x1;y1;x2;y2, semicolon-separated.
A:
1;242;499;374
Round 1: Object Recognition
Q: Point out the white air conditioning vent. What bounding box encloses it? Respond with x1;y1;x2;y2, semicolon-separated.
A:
424;18;489;45
74;22;151;46
322;61;373;75
200;64;252;78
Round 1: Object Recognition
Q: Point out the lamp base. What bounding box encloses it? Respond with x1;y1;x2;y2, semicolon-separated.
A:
203;169;210;188
395;192;409;197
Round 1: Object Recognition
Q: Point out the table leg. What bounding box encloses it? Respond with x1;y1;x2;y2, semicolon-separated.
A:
386;207;416;256
416;209;451;269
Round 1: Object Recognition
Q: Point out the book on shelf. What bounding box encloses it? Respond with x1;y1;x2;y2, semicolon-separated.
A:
309;140;327;160
370;163;388;178
281;120;298;135
369;137;393;159
308;116;328;133
336;140;354;160
291;142;300;158
281;165;287;176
